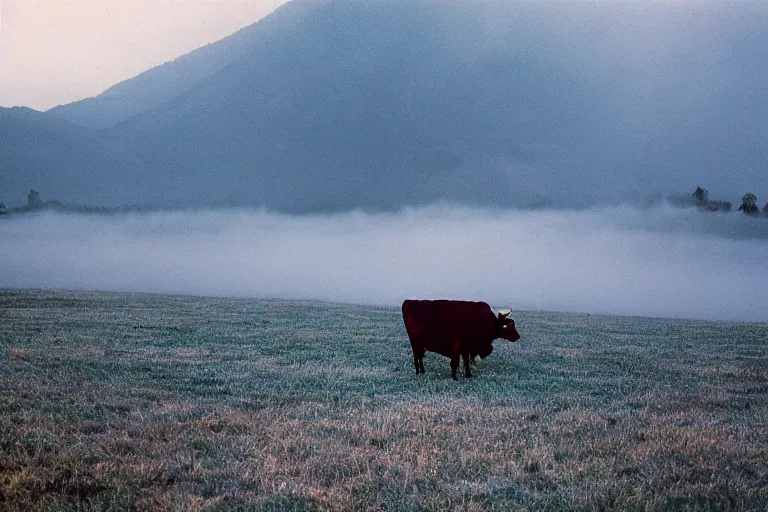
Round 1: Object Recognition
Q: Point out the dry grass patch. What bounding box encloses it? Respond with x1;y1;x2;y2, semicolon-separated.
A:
7;348;27;360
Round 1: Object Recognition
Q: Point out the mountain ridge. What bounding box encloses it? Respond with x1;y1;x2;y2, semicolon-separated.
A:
2;0;767;211
45;0;326;130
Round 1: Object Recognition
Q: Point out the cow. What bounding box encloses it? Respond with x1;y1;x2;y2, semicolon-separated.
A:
402;299;521;380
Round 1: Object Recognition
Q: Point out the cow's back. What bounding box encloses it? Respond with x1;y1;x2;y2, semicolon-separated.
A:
402;300;494;356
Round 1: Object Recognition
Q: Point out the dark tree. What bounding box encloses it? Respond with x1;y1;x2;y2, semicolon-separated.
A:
0;203;7;215
764;202;768;214
690;186;730;211
738;193;759;215
692;186;708;203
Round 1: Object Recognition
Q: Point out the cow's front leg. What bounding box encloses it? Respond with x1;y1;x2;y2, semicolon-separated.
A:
450;355;460;380
450;340;462;380
414;355;425;374
462;353;473;378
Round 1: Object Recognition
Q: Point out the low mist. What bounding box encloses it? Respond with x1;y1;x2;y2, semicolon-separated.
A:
2;205;767;322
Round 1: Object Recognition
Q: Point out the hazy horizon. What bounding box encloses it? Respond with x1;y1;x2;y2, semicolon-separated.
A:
3;1;768;325
2;204;767;323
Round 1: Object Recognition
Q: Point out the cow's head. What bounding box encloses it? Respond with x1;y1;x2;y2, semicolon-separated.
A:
497;309;521;342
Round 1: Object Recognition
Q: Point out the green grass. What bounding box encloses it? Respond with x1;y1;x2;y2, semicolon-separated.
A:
1;289;766;511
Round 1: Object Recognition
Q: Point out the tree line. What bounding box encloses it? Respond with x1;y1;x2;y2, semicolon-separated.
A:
2;187;768;217
690;186;768;216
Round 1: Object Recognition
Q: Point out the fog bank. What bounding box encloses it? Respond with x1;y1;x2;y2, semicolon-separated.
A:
1;205;766;322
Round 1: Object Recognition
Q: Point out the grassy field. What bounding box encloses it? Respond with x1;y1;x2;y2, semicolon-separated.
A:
0;289;766;511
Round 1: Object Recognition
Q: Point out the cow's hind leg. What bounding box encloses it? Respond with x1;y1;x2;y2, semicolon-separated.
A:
462;353;473;378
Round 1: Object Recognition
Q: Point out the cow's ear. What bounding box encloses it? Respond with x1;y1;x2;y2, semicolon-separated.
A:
498;309;512;319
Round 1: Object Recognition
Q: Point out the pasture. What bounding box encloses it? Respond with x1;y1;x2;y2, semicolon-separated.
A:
0;289;766;511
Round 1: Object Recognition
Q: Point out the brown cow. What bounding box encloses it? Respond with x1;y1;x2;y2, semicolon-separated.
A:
402;299;521;380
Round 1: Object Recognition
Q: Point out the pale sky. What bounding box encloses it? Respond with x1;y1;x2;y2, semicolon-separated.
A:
0;0;289;111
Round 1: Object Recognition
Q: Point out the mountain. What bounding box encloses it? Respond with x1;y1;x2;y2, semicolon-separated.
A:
45;0;323;130
2;0;768;211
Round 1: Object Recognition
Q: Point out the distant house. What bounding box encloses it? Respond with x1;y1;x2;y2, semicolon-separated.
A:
28;189;42;209
20;190;64;212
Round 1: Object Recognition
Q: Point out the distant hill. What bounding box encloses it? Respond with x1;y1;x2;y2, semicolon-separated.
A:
2;0;768;211
0;107;145;205
45;1;324;130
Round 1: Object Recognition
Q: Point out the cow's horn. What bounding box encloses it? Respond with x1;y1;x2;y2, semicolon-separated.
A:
498;309;512;318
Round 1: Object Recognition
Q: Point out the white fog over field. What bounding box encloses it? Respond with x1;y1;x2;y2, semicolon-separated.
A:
2;205;767;323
